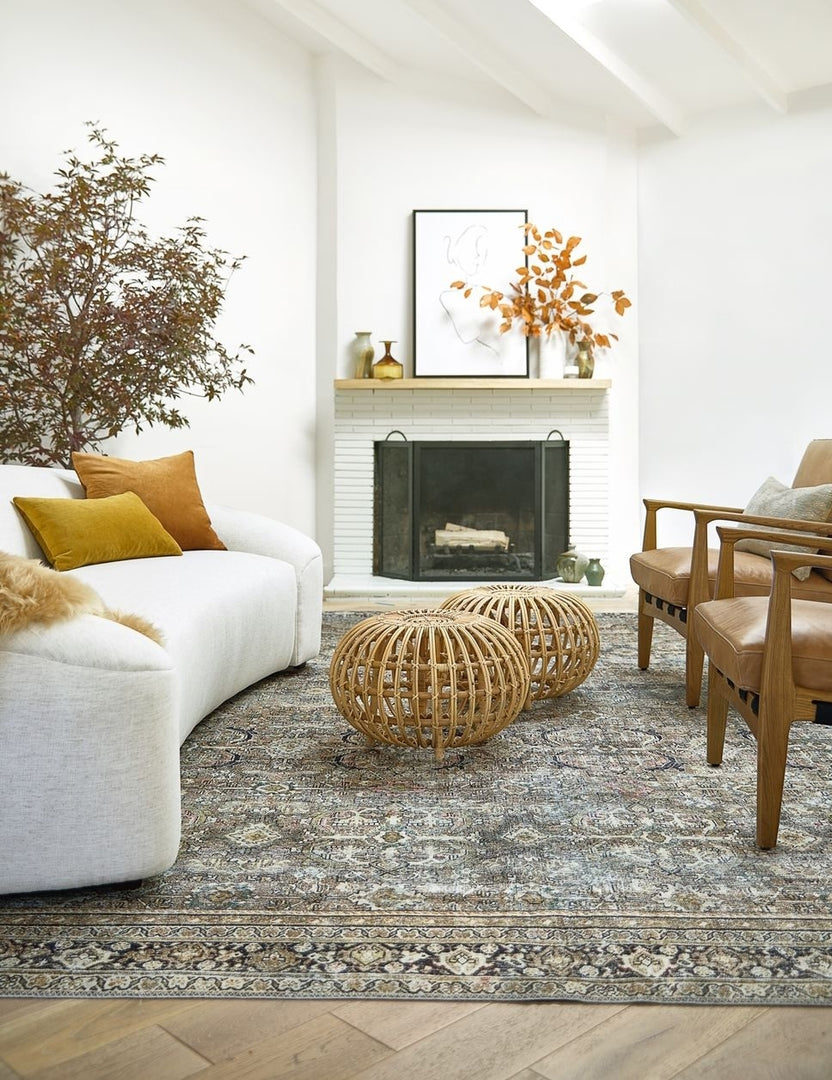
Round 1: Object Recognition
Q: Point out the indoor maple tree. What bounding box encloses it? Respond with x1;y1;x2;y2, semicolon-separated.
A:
0;124;253;467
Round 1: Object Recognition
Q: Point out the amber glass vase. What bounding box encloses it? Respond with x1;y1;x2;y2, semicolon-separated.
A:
373;340;403;380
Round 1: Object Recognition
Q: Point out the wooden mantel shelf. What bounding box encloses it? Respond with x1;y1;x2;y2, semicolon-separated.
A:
334;377;611;390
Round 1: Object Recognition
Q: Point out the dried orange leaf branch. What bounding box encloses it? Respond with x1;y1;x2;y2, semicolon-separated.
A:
451;222;631;351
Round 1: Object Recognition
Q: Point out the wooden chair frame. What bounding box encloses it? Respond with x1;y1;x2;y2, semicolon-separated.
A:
637;499;739;707
637;500;832;707
702;525;832;848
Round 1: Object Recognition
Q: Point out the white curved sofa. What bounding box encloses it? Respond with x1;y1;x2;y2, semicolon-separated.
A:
0;463;323;895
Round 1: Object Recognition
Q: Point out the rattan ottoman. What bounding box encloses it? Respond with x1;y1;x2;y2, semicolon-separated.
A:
329;608;529;760
439;584;600;706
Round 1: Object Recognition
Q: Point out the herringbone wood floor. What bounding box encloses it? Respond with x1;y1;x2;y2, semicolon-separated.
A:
1;998;831;1078
2;593;830;1078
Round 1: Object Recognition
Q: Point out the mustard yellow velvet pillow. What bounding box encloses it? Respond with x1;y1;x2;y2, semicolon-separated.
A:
72;450;225;551
12;492;183;571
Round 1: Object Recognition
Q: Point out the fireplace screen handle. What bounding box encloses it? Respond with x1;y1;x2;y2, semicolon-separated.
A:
547;429;566;442
384;430;408;441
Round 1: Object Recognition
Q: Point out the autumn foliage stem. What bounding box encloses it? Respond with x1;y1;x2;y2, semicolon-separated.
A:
451;222;630;351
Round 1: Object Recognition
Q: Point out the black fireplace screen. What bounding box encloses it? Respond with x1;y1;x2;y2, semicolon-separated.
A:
373;438;569;581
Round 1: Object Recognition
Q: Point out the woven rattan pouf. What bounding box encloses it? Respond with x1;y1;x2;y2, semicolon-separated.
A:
439;584;600;706
329;608;530;761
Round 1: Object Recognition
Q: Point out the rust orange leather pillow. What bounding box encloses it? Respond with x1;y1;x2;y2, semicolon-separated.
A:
71;450;226;551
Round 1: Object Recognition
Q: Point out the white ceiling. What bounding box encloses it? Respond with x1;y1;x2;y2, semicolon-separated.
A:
243;0;832;136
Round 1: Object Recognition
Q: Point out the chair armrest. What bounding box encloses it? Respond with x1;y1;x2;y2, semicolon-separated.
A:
770;548;832;577
693;508;832;534
643;498;743;515
713;525;832;599
640;499;743;551
759;548;832;708
207;504;323;666
691;510;832;606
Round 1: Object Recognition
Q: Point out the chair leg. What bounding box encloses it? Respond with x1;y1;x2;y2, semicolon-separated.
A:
637;593;653;670
706;664;728;766
755;703;791;850
684;634;704;709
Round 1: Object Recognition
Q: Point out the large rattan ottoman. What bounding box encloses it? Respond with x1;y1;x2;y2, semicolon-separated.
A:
329;609;529;760
439;584;600;706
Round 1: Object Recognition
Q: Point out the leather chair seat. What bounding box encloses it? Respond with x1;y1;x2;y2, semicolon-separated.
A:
630;547;719;605
694;596;832;694
630;547;832;607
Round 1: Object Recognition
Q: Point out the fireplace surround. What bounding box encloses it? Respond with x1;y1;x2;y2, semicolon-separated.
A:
330;380;612;596
373;435;569;581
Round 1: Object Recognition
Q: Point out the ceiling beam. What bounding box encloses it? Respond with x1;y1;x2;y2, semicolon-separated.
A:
402;0;568;120
263;0;400;83
527;0;686;135
664;0;788;113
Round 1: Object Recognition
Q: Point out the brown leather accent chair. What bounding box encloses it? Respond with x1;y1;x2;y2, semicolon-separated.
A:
630;439;832;707
693;526;832;848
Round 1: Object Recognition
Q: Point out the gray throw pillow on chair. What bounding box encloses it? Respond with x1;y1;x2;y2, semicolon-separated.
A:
735;475;832;581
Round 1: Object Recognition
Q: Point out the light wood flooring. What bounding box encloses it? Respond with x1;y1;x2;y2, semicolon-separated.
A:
2;591;830;1078
1;998;831;1079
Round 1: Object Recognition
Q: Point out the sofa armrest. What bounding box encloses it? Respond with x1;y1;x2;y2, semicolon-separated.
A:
0;617;181;894
207;504;323;666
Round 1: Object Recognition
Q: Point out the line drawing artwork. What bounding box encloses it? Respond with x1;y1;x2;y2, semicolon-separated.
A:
413;209;528;378
438;224;500;356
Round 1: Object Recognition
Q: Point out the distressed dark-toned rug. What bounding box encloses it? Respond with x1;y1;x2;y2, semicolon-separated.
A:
2;611;832;1004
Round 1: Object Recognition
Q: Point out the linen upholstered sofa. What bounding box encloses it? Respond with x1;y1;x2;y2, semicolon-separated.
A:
0;454;323;895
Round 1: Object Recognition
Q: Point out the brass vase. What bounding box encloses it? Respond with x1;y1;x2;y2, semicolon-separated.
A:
373;340;403;380
576;342;595;379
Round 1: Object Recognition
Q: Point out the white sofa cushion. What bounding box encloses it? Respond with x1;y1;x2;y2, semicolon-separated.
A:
72;551;298;742
207;504;322;668
0;466;83;559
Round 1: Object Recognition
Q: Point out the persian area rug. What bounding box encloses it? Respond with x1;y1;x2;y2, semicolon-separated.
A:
2;612;832;1004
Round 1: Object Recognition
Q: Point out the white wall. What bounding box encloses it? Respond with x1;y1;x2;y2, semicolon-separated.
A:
320;67;641;582
0;0;318;534
12;6;831;581
638;102;832;546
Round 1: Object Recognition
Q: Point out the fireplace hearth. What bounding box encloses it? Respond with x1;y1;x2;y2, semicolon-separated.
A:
373;437;569;581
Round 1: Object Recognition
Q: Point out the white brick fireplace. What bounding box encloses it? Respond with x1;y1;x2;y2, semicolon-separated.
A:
328;380;618;599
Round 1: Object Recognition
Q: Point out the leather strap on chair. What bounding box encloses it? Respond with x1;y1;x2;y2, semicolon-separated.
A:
645;593;688;622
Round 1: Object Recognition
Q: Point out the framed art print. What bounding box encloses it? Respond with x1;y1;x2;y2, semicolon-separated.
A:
412;208;529;378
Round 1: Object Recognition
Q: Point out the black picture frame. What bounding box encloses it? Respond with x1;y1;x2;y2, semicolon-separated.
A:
412;208;529;378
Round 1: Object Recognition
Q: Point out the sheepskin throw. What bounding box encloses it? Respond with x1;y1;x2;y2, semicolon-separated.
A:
0;552;163;645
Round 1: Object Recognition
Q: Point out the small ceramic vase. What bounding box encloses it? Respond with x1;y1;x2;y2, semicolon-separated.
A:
585;557;605;586
556;544;589;584
352;331;374;379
